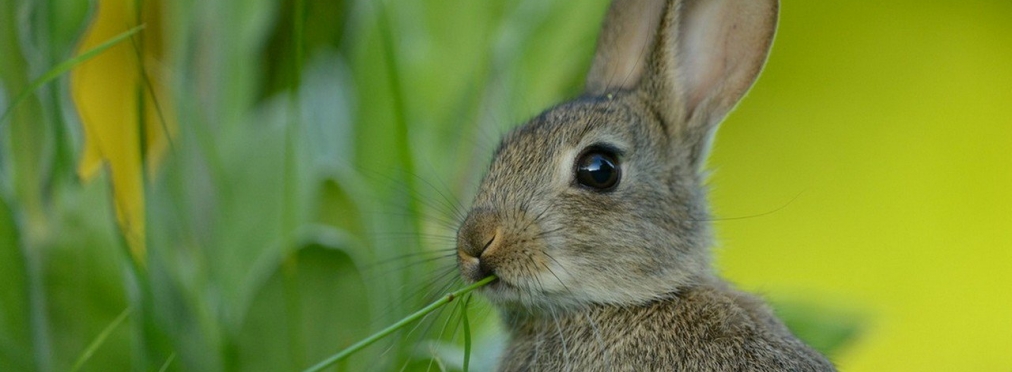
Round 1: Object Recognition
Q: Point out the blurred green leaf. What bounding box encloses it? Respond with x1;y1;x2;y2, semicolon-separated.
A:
237;244;370;372
21;0;95;190
23;0;95;66
0;0;99;208
315;177;364;237
260;0;348;99
0;191;34;372
774;299;867;357
41;174;131;371
0;1;51;225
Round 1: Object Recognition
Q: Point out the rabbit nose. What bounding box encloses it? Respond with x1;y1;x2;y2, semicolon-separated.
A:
474;234;497;275
459;229;502;282
458;209;502;281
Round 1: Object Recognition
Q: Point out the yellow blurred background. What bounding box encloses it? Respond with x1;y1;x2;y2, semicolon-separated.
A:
711;1;1012;370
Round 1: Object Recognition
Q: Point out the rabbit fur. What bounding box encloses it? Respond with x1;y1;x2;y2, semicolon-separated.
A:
456;0;835;370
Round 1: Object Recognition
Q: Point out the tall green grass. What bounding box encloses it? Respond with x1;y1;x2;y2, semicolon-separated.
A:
0;0;860;371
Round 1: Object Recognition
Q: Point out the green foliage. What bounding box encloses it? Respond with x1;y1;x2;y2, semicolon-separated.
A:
0;189;31;371
774;299;865;358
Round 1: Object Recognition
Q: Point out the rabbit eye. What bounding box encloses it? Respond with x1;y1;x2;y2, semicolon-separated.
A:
575;147;620;191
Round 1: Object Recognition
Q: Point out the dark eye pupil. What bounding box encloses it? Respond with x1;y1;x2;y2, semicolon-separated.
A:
576;150;620;191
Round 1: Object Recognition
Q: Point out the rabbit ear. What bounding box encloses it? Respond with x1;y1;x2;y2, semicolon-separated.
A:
584;0;667;94
586;0;779;168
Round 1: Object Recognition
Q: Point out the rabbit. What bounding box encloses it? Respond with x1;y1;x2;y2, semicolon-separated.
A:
455;0;835;371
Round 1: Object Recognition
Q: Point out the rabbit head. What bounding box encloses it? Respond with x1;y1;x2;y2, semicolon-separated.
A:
457;0;779;312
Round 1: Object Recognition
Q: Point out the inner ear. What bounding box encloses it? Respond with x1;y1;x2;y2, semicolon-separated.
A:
641;0;779;170
584;0;666;95
676;0;780;128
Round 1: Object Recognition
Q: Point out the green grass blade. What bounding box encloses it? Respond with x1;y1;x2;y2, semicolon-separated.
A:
376;3;423;247
461;295;473;372
282;1;307;368
302;276;496;372
156;352;176;372
128;23;174;153
0;25;145;126
69;307;132;372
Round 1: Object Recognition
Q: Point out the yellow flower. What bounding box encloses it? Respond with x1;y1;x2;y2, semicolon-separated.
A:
72;0;172;265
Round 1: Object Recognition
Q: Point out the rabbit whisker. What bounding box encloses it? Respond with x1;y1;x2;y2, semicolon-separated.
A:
549;307;571;372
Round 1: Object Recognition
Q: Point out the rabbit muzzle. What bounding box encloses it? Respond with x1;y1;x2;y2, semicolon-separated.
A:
457;208;503;283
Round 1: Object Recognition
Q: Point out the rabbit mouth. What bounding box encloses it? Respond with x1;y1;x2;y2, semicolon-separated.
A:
478;276;528;303
479;274;572;309
483;275;516;294
485;276;506;290
459;254;556;302
490;276;544;294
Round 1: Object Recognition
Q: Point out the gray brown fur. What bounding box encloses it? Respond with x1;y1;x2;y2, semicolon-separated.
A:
499;278;833;371
456;0;834;370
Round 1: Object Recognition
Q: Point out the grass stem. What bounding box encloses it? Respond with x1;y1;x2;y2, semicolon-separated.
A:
461;295;473;372
303;276;495;372
70;307;132;372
